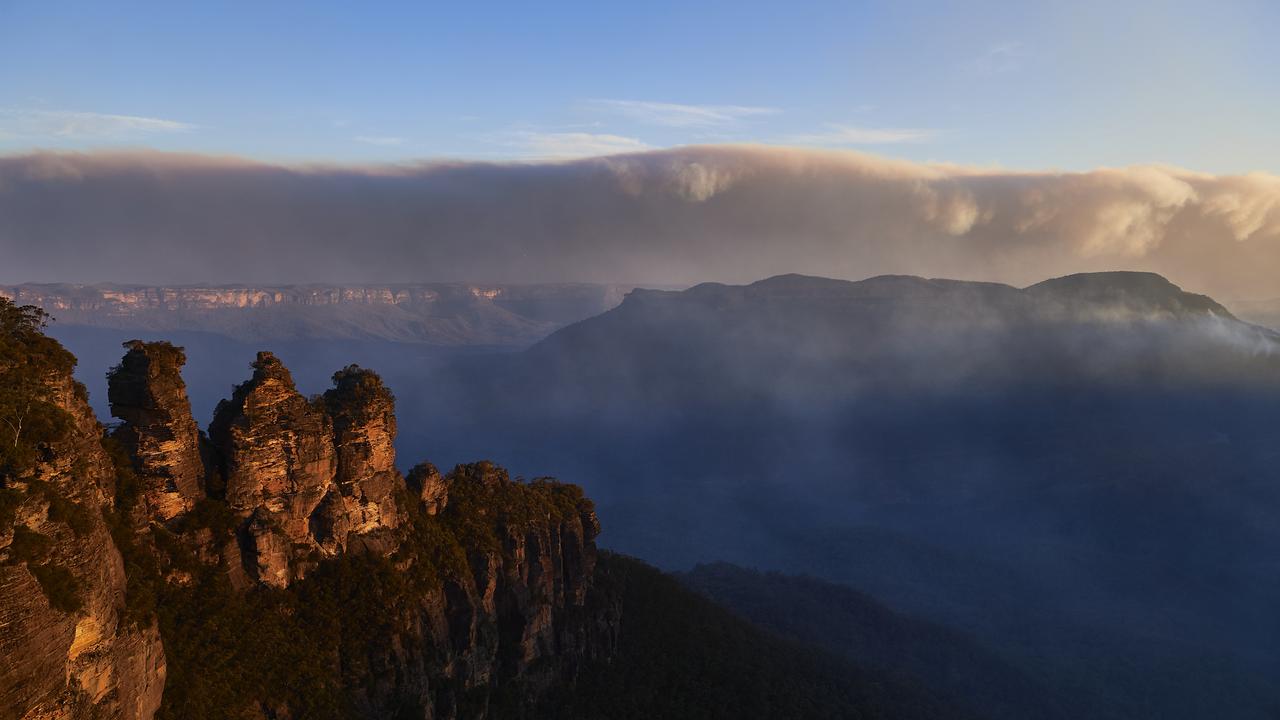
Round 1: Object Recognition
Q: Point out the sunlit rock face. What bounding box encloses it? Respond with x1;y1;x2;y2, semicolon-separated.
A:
0;372;166;720
321;365;405;545
205;353;415;584
107;340;206;522
207;352;337;584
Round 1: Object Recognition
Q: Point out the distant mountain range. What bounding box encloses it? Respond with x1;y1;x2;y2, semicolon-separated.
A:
0;282;640;346
4;279;1274;352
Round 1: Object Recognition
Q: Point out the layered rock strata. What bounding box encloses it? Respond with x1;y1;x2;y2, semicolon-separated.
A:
105;340;206;522
1;367;166;719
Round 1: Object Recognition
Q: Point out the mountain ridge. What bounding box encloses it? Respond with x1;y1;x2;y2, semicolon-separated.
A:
624;270;1236;318
0;282;638;346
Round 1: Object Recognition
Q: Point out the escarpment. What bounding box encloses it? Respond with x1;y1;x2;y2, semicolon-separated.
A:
1;304;166;720
2;306;616;720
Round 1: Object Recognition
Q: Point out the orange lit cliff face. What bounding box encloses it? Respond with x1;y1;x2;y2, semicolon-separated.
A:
0;282;635;345
0;285;459;312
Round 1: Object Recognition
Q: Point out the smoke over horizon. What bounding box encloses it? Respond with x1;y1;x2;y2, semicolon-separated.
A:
2;145;1278;299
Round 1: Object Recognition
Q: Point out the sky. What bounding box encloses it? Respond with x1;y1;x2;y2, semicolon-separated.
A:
1;0;1277;172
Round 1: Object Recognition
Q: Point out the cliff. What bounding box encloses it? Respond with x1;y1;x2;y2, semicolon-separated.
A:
0;296;614;719
0;283;634;346
1;303;165;720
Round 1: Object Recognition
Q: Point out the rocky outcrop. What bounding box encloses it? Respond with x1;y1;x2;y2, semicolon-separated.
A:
210;351;335;528
3;314;616;719
319;365;405;548
206;354;417;585
106;340;205;522
407;462;448;515
207;352;336;585
0;368;166;719
321;462;613;719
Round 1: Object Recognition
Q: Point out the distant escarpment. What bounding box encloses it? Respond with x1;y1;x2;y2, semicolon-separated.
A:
0;283;635;346
0;296;613;719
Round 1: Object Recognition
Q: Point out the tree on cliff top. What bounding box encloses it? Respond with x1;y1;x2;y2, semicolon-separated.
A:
0;297;75;474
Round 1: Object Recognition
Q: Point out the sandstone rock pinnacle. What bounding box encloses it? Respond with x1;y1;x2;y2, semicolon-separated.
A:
107;340;206;521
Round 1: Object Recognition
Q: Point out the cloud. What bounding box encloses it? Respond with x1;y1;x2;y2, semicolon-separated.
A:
354;135;405;146
0;108;196;138
0;145;1277;300
787;124;938;146
587;99;779;127
504;131;652;159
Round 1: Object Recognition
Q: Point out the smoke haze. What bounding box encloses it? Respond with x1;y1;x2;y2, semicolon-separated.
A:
2;145;1278;298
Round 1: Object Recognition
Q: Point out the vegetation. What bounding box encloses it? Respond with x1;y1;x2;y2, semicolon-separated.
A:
101;433;142;513
678;562;1066;720
5;524;83;612
0;300;93;615
8;524;54;563
0;297;76;474
437;461;591;555
24;478;94;537
154;558;375;720
0;486;23;529
548;553;966;720
144;461;589;719
323;365;393;420
28;561;84;612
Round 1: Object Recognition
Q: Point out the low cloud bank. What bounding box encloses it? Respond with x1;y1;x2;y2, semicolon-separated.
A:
1;146;1277;298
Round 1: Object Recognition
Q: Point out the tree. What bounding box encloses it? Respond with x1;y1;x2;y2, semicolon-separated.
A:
0;297;75;474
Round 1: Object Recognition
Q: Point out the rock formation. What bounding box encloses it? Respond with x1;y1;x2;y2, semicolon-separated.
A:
1;337;166;719
106;340;206;522
205;353;414;586
407;461;449;515
318;365;405;550
319;461;612;718
209;351;335;531
2;310;615;719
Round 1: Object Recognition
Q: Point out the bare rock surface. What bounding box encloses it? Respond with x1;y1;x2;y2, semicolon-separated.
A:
0;373;166;720
107;340;206;522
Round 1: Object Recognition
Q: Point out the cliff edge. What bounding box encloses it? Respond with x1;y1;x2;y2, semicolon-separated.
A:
0;296;614;719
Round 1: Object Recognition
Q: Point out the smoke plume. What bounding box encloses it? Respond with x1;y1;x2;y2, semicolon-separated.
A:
1;146;1277;298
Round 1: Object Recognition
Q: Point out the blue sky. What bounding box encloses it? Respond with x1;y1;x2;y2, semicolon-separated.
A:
1;0;1275;172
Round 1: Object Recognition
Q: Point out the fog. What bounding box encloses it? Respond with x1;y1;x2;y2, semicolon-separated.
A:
2;146;1278;299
